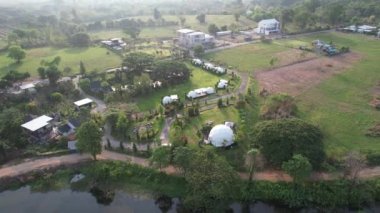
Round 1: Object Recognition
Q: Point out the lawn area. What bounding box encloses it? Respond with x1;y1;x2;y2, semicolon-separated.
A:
0;46;122;77
205;42;289;72
90;15;256;40
90;26;177;40
182;107;240;144
293;32;380;157
135;64;222;111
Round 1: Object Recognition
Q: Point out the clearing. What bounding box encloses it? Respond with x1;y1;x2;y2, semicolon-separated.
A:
255;52;362;96
0;46;122;77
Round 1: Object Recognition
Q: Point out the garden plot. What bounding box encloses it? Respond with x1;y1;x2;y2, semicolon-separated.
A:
255;52;362;96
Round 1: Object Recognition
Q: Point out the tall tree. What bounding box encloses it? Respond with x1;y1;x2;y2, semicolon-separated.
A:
150;146;171;170
153;8;162;20
7;45;26;63
208;24;220;35
182;148;238;211
80;61;86;76
116;112;130;141
70;33;91;47
76;120;102;160
196;14;206;24
122;52;154;75
234;13;241;22
46;66;61;86
123;26;141;40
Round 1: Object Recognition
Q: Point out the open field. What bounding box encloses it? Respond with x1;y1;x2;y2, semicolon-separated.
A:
206;42;316;73
90;15;256;40
134;64;222;111
291;32;380;157
0;46;122;77
255;52;362;96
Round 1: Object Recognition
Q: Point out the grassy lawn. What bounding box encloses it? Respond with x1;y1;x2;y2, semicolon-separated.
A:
293;32;380;157
135;64;221;111
90;15;256;40
205;42;289;73
0;46;122;77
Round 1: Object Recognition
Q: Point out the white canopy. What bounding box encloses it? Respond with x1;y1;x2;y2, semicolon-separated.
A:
21;115;53;132
217;79;228;89
208;124;234;147
74;98;93;107
214;67;226;74
162;95;179;105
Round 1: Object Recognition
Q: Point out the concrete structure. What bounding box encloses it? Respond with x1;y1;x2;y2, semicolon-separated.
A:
256;19;281;35
101;38;127;51
208;124;235;147
21;115;54;142
187;87;215;99
177;29;214;48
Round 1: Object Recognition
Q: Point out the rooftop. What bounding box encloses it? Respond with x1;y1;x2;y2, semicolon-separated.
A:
21;115;53;132
20;83;35;90
177;29;195;34
74;98;93;107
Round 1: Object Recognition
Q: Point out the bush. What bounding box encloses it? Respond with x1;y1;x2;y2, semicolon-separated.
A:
260;94;297;120
367;153;380;166
252;119;325;168
50;92;63;102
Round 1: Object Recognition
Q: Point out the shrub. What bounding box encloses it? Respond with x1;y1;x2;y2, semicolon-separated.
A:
367;153;380;166
260;94;297;120
50;92;63;102
252;119;325;168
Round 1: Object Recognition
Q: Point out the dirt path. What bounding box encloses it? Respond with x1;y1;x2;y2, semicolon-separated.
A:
159;117;174;146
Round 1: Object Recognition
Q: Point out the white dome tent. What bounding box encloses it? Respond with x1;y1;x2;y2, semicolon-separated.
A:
208;124;234;147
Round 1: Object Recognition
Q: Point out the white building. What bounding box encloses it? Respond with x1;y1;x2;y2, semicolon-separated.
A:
187;87;215;99
177;29;215;48
162;95;179;105
208;124;235;147
101;38;127;51
21;115;54;141
256;19;281;35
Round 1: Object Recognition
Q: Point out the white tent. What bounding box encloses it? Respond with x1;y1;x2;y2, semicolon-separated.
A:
214;67;226;74
187;87;215;99
204;63;215;70
208;124;234;147
217;79;229;89
162;95;179;105
192;58;203;66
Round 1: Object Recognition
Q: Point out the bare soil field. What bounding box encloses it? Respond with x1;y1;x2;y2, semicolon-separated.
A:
255;52;362;96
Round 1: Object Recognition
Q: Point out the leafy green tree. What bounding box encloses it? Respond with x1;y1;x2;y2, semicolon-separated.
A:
182;148;238;211
70;33;91;47
122;52;154;75
150;146;171;170
116;112;130;141
0;108;27;152
50;92;63;103
252;119;325;168
173;146;194;175
133;73;152;95
123;26;141;40
193;45;204;58
234;13;240;22
46;66;62;86
38;67;46;79
76;120;102;160
208;24;220;35
80;61;86;76
151;61;190;85
282;154;312;183
7;45;26;63
196;14;206;24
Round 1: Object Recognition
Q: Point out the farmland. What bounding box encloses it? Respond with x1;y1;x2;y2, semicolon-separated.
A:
0;46;122;77
208;32;380;158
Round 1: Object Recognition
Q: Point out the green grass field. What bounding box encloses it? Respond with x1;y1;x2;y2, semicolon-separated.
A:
90;15;256;40
205;42;291;73
293;32;380;157
0;46;122;77
135;64;221;111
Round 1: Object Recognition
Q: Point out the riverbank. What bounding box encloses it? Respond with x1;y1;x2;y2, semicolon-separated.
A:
3;160;380;211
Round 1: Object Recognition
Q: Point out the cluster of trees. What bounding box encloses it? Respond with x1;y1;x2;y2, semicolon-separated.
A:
248;0;380;33
0;70;30;89
37;56;62;86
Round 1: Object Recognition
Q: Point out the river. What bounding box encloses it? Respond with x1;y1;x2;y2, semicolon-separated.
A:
0;186;379;212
